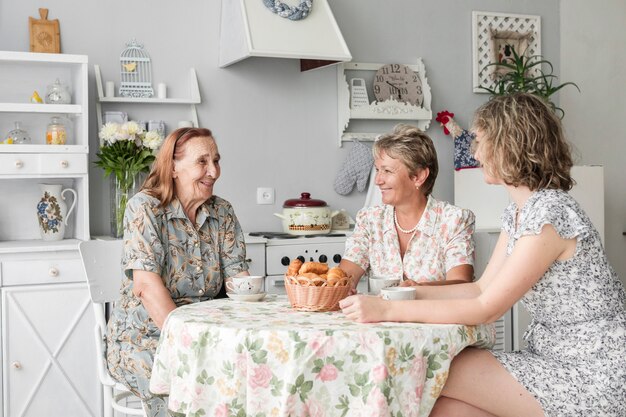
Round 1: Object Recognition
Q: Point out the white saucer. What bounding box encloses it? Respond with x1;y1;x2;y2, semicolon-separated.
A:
226;292;267;302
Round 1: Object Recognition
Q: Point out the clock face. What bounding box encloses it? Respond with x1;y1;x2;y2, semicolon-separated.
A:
373;64;423;106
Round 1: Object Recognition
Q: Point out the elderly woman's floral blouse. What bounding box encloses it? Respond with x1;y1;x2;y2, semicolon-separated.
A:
344;196;475;282
106;192;248;405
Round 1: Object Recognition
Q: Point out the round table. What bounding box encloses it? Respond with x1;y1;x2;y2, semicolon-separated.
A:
150;295;495;416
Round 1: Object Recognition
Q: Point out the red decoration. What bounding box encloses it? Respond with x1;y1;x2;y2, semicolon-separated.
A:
435;110;455;135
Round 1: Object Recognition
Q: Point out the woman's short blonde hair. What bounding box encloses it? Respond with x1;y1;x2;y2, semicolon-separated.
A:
141;127;215;206
373;124;438;196
472;93;573;191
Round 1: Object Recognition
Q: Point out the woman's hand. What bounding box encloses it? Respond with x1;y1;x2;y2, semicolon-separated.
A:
400;279;419;287
339;294;389;323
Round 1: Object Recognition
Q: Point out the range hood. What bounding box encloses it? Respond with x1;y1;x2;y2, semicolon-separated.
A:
219;0;352;70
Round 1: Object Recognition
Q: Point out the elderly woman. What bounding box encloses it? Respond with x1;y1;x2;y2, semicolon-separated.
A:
340;124;475;288
341;94;626;416
106;128;249;416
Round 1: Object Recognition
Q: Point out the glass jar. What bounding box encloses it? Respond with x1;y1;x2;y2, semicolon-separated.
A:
46;116;69;145
45;78;72;104
5;121;31;144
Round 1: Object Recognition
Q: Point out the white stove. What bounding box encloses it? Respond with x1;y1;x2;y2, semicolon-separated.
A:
247;233;368;295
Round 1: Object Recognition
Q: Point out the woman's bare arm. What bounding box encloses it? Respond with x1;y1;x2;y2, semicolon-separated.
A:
341;225;570;325
339;258;365;289
132;270;176;329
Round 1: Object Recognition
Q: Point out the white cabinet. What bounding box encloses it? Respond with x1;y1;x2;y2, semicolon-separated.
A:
0;52;89;245
0;51;99;416
337;61;432;146
94;65;201;133
2;280;98;417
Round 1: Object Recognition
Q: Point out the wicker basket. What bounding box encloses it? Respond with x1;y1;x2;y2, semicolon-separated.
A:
284;275;351;312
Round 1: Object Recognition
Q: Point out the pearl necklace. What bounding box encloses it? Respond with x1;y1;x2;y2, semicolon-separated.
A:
394;208;419;234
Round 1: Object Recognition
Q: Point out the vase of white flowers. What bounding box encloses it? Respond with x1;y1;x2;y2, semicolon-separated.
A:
96;121;163;238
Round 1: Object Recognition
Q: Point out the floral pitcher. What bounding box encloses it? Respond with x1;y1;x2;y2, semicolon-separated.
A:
36;184;77;241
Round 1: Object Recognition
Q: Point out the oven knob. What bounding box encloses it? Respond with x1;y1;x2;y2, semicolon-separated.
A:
297;256;305;263
281;256;290;266
333;254;342;263
319;254;327;263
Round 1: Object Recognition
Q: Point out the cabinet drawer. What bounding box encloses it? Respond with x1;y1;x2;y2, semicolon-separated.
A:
0;153;86;175
1;257;85;286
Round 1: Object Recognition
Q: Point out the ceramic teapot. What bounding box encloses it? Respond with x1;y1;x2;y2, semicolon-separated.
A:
274;192;339;235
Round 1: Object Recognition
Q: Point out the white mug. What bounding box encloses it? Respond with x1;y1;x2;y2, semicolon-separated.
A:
226;276;264;295
381;286;416;301
368;276;401;295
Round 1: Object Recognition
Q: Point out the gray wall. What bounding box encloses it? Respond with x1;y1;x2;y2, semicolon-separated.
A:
0;1;559;232
560;0;626;285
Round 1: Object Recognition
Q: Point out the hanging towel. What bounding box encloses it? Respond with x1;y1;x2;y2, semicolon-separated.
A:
333;139;374;195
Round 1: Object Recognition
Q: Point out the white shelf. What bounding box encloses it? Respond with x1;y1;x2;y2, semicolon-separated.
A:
0;50;90;244
94;64;201;130
0;103;82;113
0;50;88;64
0;238;82;254
97;96;200;104
349;102;432;120
337;60;433;146
0;144;87;154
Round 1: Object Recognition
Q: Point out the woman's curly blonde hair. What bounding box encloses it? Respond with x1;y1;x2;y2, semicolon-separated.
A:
373;124;438;196
472;93;573;191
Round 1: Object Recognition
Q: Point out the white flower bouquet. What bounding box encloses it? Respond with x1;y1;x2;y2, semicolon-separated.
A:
96;121;164;237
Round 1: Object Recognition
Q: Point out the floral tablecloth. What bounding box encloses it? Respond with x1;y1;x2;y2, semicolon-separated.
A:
150;296;495;417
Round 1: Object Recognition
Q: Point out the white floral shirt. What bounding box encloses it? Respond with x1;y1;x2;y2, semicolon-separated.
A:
344;196;475;282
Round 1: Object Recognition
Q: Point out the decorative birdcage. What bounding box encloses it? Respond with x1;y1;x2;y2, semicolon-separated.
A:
119;39;154;98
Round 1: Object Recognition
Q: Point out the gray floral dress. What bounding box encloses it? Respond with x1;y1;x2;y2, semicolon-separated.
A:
106;192;248;416
492;189;626;417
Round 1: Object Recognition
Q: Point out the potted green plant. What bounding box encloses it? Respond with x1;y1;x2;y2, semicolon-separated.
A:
479;46;579;118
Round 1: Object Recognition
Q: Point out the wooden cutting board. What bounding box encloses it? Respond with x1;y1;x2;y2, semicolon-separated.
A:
29;8;60;53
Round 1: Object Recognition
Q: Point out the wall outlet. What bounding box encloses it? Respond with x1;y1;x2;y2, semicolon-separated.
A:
256;187;275;205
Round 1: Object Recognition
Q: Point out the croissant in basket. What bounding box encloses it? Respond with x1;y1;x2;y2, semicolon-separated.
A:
286;260;350;287
284;260;351;312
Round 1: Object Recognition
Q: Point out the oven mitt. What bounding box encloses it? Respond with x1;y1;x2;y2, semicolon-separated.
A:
334;139;374;195
435;111;480;170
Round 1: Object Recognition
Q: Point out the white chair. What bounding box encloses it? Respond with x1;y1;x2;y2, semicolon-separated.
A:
79;239;146;417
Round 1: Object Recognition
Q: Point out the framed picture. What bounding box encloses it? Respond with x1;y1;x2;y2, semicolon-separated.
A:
472;11;541;93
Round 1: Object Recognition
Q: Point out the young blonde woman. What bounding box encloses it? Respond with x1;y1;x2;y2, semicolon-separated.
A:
340;93;626;417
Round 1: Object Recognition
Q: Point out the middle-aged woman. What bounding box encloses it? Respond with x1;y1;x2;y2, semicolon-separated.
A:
106;127;250;417
340;93;626;417
340;124;476;288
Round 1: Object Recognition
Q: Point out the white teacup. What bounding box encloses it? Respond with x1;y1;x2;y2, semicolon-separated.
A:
226;276;264;295
381;286;416;301
369;276;401;295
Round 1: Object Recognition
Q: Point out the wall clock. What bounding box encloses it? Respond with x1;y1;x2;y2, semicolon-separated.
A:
372;64;423;106
337;60;432;146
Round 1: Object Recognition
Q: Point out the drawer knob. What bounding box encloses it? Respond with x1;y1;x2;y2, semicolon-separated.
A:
48;267;59;277
11;361;22;370
60;160;69;168
15;160;24;169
